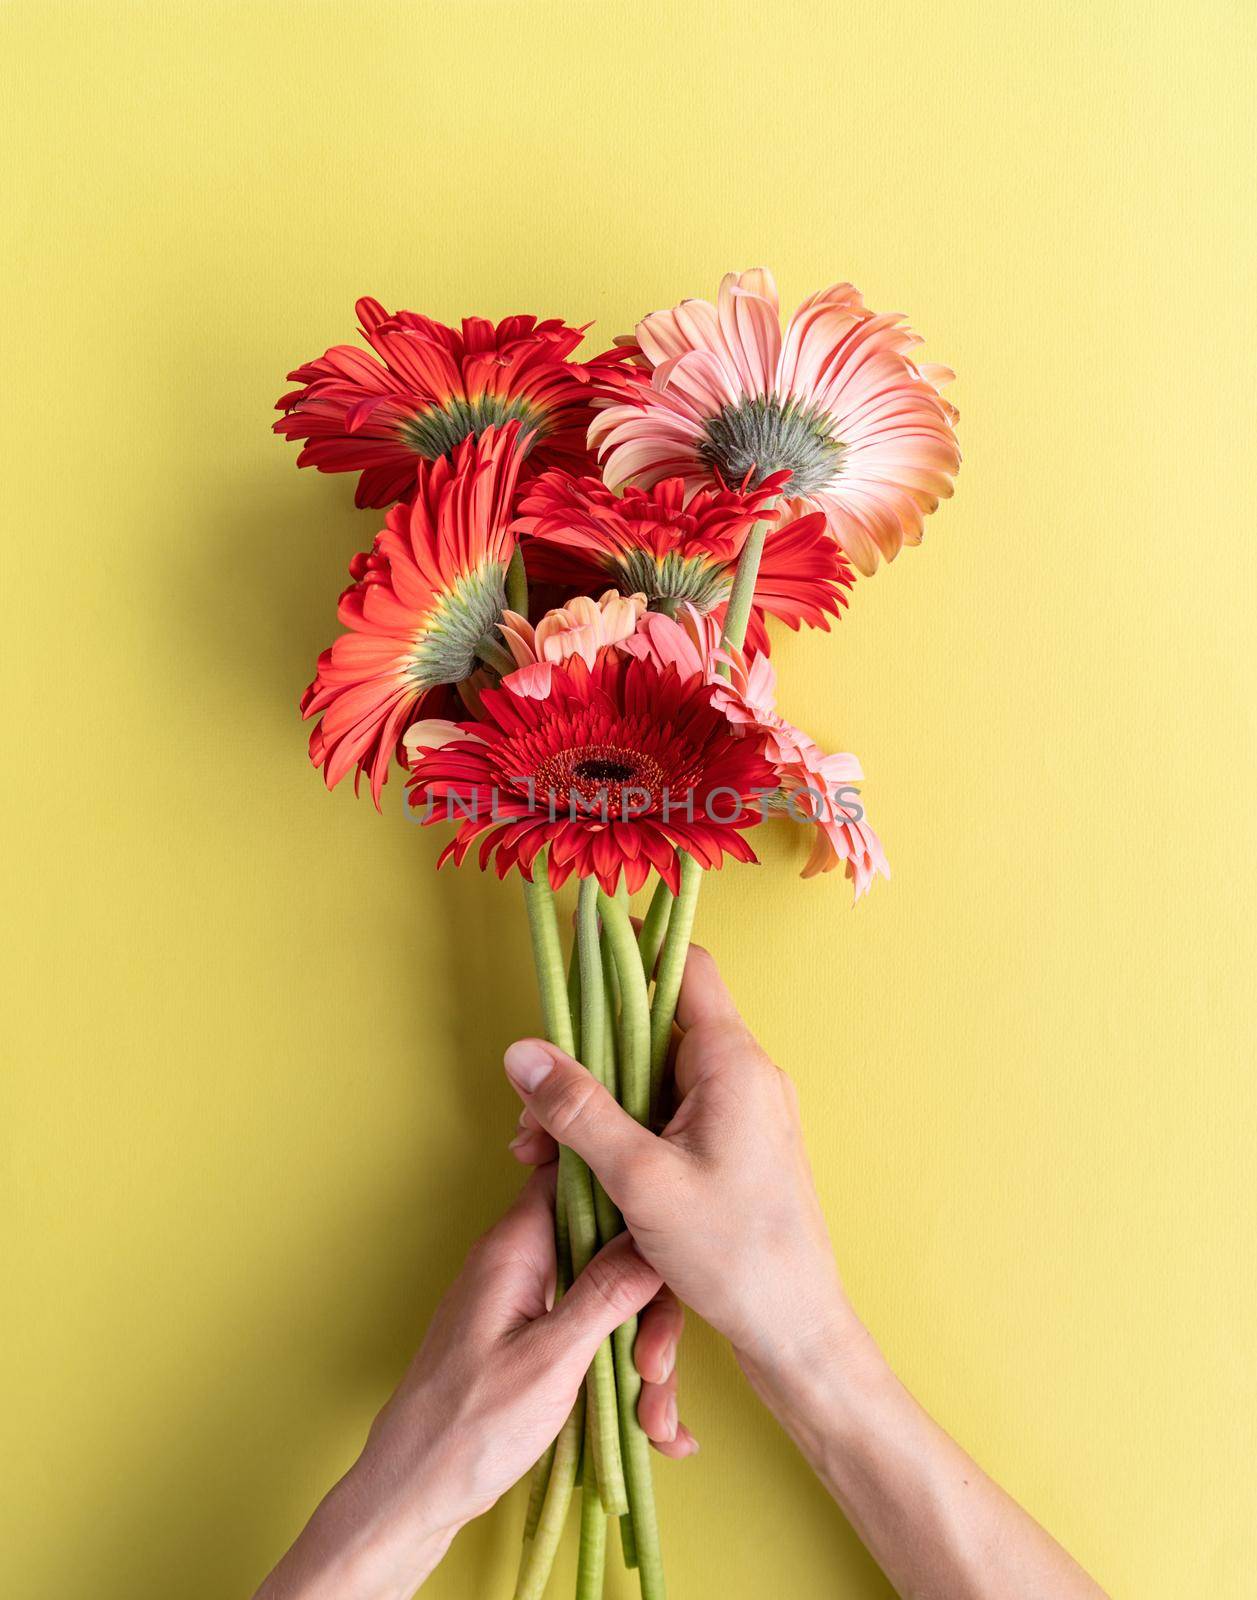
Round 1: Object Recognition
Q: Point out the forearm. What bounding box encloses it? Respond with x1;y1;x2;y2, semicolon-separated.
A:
740;1317;1107;1600
252;1460;461;1600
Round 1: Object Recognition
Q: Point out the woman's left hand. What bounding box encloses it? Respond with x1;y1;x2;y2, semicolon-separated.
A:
254;1162;679;1600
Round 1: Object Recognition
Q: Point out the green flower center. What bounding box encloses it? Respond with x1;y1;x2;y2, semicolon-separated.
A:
400;395;545;461
616;549;732;617
698;395;844;497
409;563;507;689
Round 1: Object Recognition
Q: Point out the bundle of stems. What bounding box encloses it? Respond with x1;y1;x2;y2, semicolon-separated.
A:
515;866;671;1599
512;518;771;1600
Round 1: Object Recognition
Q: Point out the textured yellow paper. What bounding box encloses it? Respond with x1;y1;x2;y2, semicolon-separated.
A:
2;3;1254;1597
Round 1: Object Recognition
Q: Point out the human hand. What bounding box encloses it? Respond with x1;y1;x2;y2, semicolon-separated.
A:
504;951;1112;1600
503;943;865;1387
253;1164;660;1600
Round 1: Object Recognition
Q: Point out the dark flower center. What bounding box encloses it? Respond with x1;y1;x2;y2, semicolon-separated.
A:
572;757;638;784
400;394;545;461
532;743;668;815
698;394;844;497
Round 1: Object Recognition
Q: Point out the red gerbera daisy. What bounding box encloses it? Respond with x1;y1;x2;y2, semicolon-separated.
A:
302;425;523;805
275;296;616;508
405;652;776;895
514;472;853;655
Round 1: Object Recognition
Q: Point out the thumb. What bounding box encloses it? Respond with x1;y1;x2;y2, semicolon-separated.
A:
503;1038;660;1206
539;1233;662;1368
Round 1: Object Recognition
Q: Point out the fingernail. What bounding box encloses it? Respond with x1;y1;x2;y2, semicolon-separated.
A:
504;1040;555;1093
679;1426;699;1455
507;1132;528;1152
658;1339;677;1381
664;1396;678;1441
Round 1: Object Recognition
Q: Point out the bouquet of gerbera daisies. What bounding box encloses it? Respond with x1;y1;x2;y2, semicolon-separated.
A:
276;271;959;1599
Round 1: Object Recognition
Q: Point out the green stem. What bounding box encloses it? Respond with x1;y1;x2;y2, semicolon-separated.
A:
474;633;516;676
522;853;576;1058
582;900;624;1249
523;1179;575;1539
515;1392;585;1600
598;891;651;1127
506;546;529;616
613;1318;666;1599
647;857;702;1118
577;1414;608;1599
600;926;620;1101
577;880;606;1089
522;1437;555;1544
558;1146;601;1278
619;1510;639;1570
719;512;773;665
598;887;666;1592
644;507;772;1119
576;879;629;1516
561;1140;625;1517
568;936;583;1061
521;857;626;1573
636;878;673;983
556;1185;571;1294
522;866;600;1290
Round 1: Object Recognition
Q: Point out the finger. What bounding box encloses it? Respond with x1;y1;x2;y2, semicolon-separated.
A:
474;1162;557;1263
637;1366;679;1444
508;1126;559;1166
469;1163;558;1314
674;942;741;1032
508;1107;559;1166
652;1423;699;1460
537;1234;662;1369
634;1287;684;1384
503;1039;665;1206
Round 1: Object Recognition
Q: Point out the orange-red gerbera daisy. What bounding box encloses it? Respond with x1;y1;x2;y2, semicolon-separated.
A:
276;297;614;508
302;425;523;804
405;652;776;895
514;471;852;655
590;269;959;575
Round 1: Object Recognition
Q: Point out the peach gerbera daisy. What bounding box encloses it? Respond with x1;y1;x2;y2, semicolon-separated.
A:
497;590;648;699
622;607;890;897
590;270;959;576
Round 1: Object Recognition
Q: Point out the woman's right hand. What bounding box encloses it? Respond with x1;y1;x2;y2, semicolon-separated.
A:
502;941;865;1379
505;947;1110;1600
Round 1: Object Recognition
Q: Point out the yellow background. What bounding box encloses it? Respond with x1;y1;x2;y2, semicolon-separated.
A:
3;2;1254;1595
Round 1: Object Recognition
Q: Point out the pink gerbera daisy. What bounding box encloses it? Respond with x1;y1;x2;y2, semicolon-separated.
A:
497;590;648;699
276;297;616;508
590;270;959;575
622;608;890;897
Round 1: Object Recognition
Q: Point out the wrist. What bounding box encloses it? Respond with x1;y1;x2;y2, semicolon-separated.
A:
272;1458;464;1600
735;1293;891;1454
